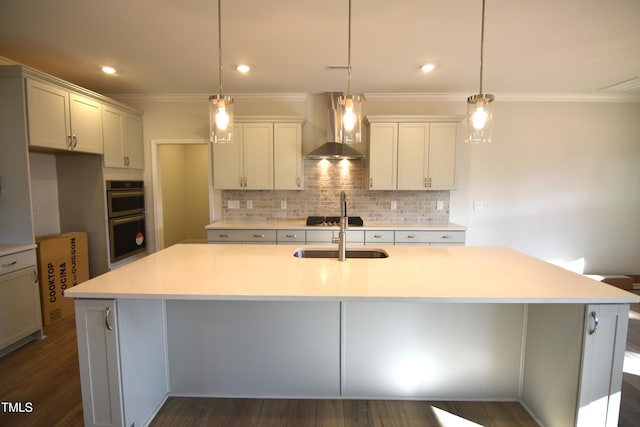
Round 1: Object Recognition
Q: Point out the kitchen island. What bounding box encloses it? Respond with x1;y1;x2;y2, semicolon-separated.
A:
65;244;639;427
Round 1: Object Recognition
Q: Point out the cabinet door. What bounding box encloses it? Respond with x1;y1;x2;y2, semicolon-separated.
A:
428;123;457;189
213;124;244;189
26;78;71;150
0;266;41;350
576;304;629;427
69;92;103;154
75;299;123;427
123;114;144;169
368;123;398;190
102;106;125;167
243;123;273;189
397;123;428;190
274;122;302;189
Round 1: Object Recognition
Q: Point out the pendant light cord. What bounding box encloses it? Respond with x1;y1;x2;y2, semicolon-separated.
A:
479;0;486;96
346;0;352;95
218;0;223;94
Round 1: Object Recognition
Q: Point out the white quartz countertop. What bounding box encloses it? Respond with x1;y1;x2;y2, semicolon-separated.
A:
205;220;466;231
65;244;639;304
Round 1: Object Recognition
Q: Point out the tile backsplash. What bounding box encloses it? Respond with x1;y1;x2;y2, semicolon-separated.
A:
222;160;450;222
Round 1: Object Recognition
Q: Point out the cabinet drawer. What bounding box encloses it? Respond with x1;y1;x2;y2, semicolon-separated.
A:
422;231;466;244
394;231;431;244
394;230;466;245
0;249;37;276
277;230;305;244
364;230;395;244
207;229;276;243
306;229;365;244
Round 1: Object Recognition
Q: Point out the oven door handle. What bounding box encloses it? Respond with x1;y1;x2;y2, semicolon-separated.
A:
110;214;146;225
109;190;145;199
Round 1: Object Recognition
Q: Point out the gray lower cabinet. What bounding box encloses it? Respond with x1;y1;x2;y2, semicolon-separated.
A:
276;230;305;244
75;299;168;427
394;230;465;245
207;227;466;246
0;250;42;355
207;229;277;244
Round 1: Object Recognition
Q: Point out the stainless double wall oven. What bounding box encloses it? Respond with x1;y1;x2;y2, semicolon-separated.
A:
106;180;147;262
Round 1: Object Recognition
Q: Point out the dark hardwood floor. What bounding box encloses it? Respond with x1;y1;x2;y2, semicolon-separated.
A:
1;302;639;426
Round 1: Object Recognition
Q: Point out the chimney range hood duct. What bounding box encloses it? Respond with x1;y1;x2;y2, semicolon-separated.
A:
306;93;364;160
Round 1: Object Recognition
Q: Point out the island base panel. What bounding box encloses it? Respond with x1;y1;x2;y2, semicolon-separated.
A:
166;300;341;397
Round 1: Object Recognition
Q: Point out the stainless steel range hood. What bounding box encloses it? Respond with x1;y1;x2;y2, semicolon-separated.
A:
306;93;364;160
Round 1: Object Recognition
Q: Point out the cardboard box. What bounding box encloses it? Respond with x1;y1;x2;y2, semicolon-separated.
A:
36;232;89;326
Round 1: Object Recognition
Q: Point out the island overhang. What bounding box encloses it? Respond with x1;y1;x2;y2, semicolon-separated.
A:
64;244;639;304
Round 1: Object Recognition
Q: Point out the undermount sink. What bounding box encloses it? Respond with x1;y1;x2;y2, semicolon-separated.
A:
293;248;389;259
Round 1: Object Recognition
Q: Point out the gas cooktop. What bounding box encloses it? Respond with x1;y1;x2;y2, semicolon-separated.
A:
306;216;364;226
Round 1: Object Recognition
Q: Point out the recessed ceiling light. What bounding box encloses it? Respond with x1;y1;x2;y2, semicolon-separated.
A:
236;64;250;73
101;66;117;75
420;63;435;73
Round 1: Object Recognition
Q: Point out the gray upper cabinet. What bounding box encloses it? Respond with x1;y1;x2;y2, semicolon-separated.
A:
26;77;103;154
366;116;461;191
103;105;144;169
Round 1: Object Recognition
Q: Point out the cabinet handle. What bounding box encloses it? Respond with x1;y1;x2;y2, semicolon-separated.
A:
72;134;78;148
373;234;384;238
67;134;73;149
219;234;231;238
285;234;297;238
33;269;38;283
105;307;113;331
370;177;373;188
253;234;265;238
296;177;301;188
441;235;452;239
407;235;416;239
589;311;598;335
1;260;17;268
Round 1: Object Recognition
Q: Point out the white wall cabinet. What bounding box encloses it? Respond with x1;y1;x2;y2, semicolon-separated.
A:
213;123;273;189
274;122;303;189
26;78;103;154
103;105;144;169
0;249;42;355
366;116;460;191
212;117;304;190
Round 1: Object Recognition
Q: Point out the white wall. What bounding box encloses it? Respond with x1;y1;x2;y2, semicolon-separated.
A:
28;152;61;237
122;95;640;274
450;101;640;274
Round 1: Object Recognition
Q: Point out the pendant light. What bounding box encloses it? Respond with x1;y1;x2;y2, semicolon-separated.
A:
465;0;495;144
209;0;234;143
338;0;362;144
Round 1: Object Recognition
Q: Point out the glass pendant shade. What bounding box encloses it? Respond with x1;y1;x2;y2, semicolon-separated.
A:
465;94;494;144
338;94;362;144
209;94;234;143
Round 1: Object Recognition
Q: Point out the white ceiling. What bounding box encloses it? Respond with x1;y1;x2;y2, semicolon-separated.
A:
1;0;639;98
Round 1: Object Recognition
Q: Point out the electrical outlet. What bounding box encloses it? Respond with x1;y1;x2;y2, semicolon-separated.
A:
33;204;41;216
391;201;397;210
436;200;444;211
228;200;240;209
281;200;287;209
246;200;253;209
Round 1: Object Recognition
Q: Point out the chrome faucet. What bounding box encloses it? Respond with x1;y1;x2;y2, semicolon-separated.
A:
332;191;348;261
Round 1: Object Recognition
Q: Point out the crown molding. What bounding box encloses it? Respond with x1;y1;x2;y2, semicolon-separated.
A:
106;93;308;103
363;92;640;103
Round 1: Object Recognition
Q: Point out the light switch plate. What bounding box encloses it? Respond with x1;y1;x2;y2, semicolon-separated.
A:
281;200;287;209
228;200;240;209
436;200;444;211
